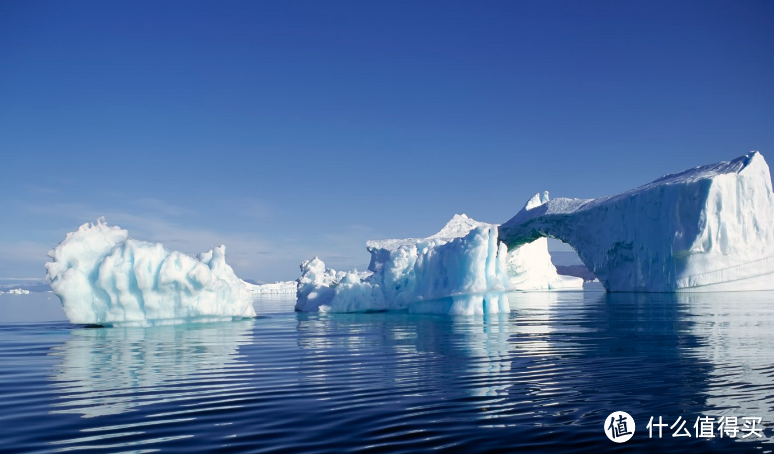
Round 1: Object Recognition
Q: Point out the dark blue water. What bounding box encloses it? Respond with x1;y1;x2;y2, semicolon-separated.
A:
1;288;773;453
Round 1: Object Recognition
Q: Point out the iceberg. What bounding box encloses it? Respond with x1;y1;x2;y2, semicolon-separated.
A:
500;152;774;292
296;214;579;314
296;215;510;314
45;219;256;326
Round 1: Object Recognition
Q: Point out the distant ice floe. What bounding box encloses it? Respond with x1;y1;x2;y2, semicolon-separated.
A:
45;219;255;326
296;214;578;314
500;152;774;292
0;281;52;293
0;288;31;295
245;280;297;295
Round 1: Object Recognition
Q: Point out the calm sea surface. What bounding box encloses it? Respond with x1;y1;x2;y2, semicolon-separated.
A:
1;287;773;453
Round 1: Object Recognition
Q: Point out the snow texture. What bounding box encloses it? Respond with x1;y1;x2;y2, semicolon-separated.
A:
45;219;256;326
296;213;579;313
500;151;774;292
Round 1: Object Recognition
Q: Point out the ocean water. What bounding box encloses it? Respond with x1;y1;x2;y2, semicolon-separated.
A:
1;287;773;453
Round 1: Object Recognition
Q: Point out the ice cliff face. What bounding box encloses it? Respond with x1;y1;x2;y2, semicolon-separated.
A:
45;219;256;326
296;214;580;314
500;152;774;292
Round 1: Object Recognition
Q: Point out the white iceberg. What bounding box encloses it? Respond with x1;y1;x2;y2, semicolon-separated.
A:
45;219;256;326
296;214;579;314
500;151;774;292
296;215;510;314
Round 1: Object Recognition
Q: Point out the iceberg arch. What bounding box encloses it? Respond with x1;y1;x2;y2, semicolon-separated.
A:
499;152;774;292
505;193;583;291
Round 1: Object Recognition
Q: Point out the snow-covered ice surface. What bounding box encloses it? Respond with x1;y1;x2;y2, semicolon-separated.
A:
500;151;774;292
296;214;579;314
245;280;297;295
45;220;256;326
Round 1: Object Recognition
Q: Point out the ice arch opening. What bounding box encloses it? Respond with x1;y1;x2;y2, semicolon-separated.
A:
499;193;612;290
544;240;598;283
503;193;587;290
499;152;774;292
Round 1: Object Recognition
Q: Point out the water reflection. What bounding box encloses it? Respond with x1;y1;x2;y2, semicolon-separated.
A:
48;320;254;418
513;290;774;447
294;290;773;449
408;292;511;315
20;289;773;452
678;291;774;421
294;293;518;433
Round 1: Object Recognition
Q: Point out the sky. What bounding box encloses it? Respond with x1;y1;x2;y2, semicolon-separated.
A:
1;0;773;282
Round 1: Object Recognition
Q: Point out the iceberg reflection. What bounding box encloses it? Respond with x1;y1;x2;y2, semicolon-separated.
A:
408;292;511;315
48;320;254;418
294;293;516;416
678;291;774;421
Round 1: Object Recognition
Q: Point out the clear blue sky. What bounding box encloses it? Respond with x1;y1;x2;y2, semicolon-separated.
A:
1;0;772;281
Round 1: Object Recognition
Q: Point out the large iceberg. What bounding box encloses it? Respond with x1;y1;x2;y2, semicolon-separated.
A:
500;151;774;292
45;219;256;326
296;214;579;314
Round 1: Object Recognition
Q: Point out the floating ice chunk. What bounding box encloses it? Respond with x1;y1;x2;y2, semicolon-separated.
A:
295;256;348;312
500;151;774;292
0;288;31;295
45;219;256;326
296;215;514;313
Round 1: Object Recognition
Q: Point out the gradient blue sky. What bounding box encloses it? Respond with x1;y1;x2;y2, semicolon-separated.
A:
1;0;773;281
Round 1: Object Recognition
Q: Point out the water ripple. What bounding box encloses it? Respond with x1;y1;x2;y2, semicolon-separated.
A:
0;292;773;452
